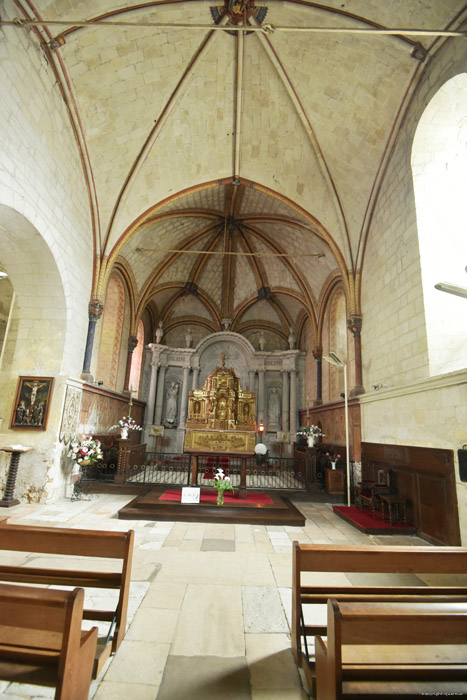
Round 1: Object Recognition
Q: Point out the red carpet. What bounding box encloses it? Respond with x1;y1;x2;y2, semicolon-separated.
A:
333;506;416;535
160;489;273;505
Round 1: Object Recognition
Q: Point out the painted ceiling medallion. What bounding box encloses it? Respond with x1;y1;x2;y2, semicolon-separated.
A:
210;1;268;34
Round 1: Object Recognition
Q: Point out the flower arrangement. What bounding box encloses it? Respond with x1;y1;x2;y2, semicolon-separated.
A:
211;467;234;505
326;449;342;464
110;416;142;431
68;436;103;466
296;425;324;439
254;443;268;465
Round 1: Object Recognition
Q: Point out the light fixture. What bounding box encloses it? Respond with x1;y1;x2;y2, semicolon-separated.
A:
258;421;265;443
434;265;467;298
322;352;351;507
434;282;467;299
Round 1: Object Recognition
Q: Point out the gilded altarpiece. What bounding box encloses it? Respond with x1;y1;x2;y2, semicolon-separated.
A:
184;354;256;454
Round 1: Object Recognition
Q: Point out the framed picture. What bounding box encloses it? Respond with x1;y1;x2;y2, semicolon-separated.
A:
9;376;54;431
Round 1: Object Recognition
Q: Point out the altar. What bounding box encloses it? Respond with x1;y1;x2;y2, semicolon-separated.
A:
184;353;256;456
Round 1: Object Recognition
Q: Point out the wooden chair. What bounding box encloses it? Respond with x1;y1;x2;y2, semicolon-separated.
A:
0;583;98;700
354;468;393;517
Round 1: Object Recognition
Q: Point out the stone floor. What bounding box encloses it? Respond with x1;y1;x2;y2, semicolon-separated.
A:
0;493;429;700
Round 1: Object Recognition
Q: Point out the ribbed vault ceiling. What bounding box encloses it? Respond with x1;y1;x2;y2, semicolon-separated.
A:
7;0;467;349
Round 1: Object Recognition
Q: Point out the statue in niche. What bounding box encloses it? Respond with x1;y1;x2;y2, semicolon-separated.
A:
288;327;296;349
259;330;265;351
165;382;179;424
185;327;193;348
156;321;163;343
268;387;281;425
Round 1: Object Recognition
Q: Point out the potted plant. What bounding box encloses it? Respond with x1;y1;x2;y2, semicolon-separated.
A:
211;467;234;506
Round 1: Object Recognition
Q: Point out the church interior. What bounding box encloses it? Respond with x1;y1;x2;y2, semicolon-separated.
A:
0;0;467;697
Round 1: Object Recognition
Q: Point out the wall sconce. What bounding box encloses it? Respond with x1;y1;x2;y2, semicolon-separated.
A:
258;422;265;443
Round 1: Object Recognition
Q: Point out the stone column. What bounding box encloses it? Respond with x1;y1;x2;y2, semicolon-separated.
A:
258;368;265;427
180;366;191;428
123;335;138;392
313;346;323;405
289;369;297;438
192;366;200;390
348;314;364;396
154;364;167;425
281;370;290;432
82;298;103;378
143;344;158;437
248;370;256;394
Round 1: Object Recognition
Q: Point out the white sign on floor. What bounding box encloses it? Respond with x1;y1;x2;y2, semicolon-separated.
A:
181;486;201;504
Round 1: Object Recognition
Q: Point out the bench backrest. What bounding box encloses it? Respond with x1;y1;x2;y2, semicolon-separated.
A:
293;542;467;578
0;582;85;652
329;599;467;647
0;523;133;559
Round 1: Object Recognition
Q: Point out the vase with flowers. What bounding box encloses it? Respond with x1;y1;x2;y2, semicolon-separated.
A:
68;436;103;473
110;416;142;440
211;467;234;506
296;425;324;447
326;449;342;470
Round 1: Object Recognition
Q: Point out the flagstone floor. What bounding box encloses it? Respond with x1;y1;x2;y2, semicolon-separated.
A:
0;493;429;700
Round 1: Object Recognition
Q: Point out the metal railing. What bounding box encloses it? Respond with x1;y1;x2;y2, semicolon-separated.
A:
83;451;307;491
195;454;306;490
127;452;191;486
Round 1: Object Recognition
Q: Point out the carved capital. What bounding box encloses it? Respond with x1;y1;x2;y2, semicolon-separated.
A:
347;314;363;337
88;298;104;322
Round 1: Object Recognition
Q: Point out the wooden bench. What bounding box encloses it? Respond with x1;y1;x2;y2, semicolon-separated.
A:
0;582;98;700
0;523;135;678
315;599;467;699
292;542;467;693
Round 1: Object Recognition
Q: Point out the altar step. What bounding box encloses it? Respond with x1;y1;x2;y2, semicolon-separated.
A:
117;487;306;526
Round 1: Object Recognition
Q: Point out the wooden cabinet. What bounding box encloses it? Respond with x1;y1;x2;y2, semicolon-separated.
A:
325;467;345;495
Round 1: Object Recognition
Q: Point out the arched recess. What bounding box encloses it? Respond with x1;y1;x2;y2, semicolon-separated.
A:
322;286;348;402
0;204;67;398
96;274;126;391
412;73;467;376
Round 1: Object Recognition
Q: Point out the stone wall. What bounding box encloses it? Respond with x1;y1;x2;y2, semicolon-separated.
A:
360;38;467;543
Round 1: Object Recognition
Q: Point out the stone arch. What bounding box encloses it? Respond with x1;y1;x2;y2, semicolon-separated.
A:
0;204;67;380
0;204;67;501
195;332;256;391
96;275;125;391
412;72;467;376
322;287;347;402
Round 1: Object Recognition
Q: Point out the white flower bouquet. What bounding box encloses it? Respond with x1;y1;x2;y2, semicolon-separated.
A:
68;436;103;466
110;416;142;431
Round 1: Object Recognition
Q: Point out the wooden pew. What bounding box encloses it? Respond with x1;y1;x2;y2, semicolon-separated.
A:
0;523;135;678
315;599;467;699
0;582;98;700
292;542;467;693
